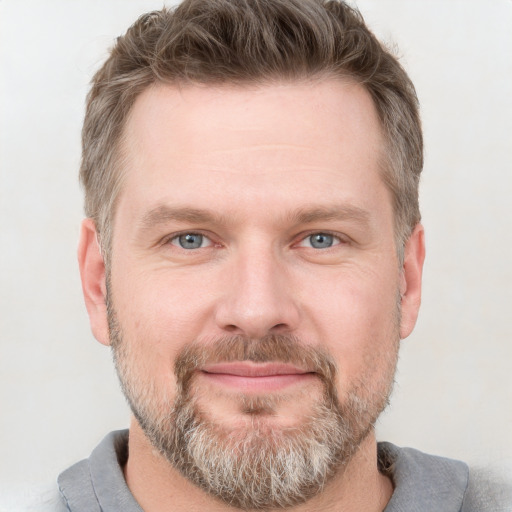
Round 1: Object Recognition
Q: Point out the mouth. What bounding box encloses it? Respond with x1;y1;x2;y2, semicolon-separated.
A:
199;362;317;393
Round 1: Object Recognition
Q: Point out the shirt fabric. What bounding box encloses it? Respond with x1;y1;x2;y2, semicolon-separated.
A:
57;429;511;511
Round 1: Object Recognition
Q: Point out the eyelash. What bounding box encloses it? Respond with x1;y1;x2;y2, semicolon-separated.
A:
165;231;216;250
295;231;347;249
163;230;348;251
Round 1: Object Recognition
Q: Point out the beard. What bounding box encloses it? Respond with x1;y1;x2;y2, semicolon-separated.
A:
108;306;399;510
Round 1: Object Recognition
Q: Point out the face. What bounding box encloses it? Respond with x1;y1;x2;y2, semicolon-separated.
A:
79;79;424;509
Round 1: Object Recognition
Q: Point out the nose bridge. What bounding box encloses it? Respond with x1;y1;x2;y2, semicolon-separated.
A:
215;239;299;337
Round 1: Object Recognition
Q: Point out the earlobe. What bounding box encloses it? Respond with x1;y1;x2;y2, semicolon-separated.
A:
78;218;111;346
399;223;425;340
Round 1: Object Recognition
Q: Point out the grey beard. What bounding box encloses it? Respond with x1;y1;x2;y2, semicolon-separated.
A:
111;332;395;510
162;386;373;509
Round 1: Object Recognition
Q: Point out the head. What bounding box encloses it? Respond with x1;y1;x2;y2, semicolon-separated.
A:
80;0;422;267
78;1;425;509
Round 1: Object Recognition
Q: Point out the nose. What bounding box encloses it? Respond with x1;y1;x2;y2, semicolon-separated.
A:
214;245;301;338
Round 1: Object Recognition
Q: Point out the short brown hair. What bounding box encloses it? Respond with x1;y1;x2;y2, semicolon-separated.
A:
81;0;422;263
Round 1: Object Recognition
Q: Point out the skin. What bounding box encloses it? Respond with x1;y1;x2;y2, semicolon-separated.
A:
78;79;425;511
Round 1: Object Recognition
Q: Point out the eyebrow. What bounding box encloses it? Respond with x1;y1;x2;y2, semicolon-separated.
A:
138;203;371;233
287;205;371;226
139;205;223;231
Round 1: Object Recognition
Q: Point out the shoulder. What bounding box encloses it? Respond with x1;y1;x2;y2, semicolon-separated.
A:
379;442;512;512
57;429;142;512
462;464;512;512
57;431;124;511
379;442;469;511
32;487;69;512
0;482;68;512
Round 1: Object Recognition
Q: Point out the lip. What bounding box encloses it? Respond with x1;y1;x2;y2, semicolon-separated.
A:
199;362;316;392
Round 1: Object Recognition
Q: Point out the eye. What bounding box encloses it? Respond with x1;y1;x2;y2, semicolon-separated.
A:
299;233;341;249
170;233;212;250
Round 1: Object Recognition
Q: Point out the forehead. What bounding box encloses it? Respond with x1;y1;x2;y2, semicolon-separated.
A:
123;79;383;164
116;79;388;226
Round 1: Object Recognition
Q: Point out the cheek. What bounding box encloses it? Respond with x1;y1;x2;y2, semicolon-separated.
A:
301;267;400;386
109;266;216;397
112;262;215;336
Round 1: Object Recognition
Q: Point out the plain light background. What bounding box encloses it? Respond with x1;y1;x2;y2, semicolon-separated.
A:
1;0;511;507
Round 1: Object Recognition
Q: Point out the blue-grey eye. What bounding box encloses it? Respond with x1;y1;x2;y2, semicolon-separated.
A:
174;233;206;249
308;233;335;249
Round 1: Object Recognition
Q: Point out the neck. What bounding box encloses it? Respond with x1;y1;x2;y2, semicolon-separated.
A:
124;418;393;512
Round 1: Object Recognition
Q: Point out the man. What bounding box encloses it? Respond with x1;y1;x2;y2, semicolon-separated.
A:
56;0;508;510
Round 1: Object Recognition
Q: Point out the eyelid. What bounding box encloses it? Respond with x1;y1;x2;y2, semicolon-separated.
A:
162;230;217;249
295;230;348;248
159;229;349;249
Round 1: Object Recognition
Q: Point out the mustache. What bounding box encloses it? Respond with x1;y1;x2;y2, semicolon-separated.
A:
174;334;339;396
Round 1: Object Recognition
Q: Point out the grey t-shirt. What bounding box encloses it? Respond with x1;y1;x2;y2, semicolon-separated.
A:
56;430;511;511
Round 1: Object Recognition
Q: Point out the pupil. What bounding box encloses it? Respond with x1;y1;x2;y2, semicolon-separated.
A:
180;233;202;249
311;233;332;248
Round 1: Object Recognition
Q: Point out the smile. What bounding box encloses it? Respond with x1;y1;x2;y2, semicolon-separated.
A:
199;362;317;393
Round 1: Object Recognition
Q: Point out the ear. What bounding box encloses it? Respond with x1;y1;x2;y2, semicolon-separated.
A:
399;223;425;339
77;218;110;346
